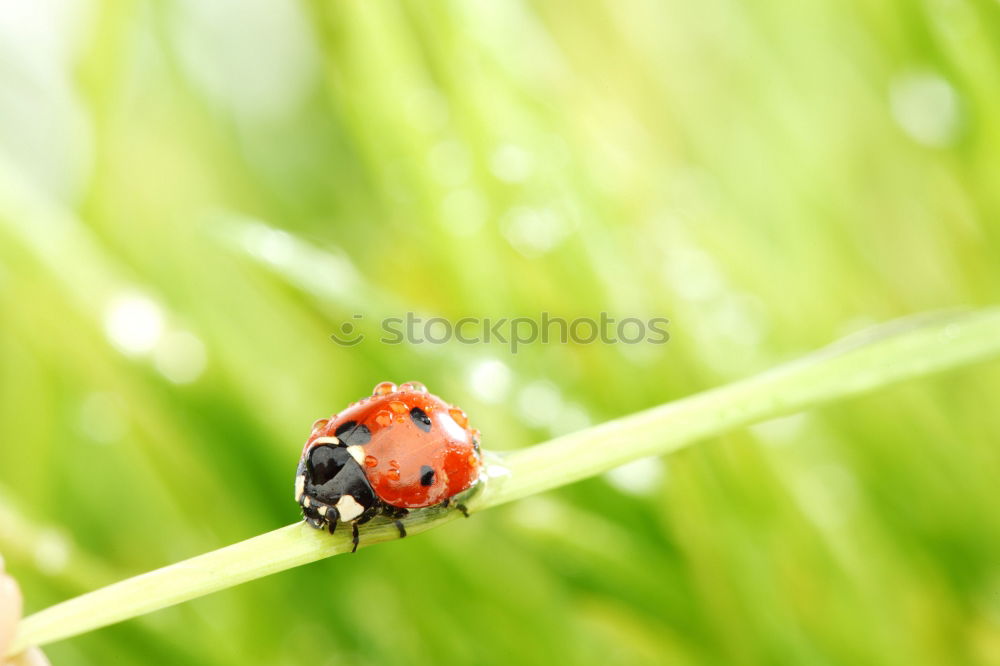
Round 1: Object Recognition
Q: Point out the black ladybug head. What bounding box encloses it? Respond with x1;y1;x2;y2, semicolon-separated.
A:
296;444;376;531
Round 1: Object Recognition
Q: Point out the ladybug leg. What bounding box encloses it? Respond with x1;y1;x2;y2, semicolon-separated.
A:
346;506;382;554
394;520;406;538
435;498;468;517
301;500;324;529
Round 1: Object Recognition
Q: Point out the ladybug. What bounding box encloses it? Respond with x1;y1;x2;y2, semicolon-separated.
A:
295;381;482;551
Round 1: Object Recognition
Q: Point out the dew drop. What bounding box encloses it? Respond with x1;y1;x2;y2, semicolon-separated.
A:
375;410;392;427
387;468;401;481
448;407;468;428
400;381;427;393
389;400;409;414
373;381;397;396
364;455;378;467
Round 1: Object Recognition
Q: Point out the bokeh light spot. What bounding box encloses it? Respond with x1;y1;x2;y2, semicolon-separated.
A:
104;292;166;357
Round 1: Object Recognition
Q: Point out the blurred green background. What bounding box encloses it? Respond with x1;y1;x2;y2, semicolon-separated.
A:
1;1;1000;664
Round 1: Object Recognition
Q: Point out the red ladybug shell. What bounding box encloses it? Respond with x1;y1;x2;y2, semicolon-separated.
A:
303;382;481;508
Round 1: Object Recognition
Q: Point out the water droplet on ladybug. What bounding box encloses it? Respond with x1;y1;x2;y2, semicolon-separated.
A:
387;468;401;481
364;455;378;467
400;381;427;393
311;418;329;432
448;407;468;428
389;400;409;414
373;381;397;396
375;410;393;427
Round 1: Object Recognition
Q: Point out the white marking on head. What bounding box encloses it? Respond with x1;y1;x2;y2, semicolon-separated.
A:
302;495;310;507
318;505;328;516
294;475;305;502
336;494;364;521
312;436;341;446
346;445;365;465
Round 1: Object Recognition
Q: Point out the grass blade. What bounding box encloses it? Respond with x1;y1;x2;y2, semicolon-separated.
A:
8;307;1000;656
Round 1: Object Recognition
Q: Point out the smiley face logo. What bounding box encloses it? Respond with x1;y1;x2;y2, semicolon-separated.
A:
330;314;364;346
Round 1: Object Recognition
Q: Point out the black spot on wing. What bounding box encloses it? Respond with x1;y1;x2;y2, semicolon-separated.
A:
419;465;435;486
410;407;432;432
335;420;372;445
